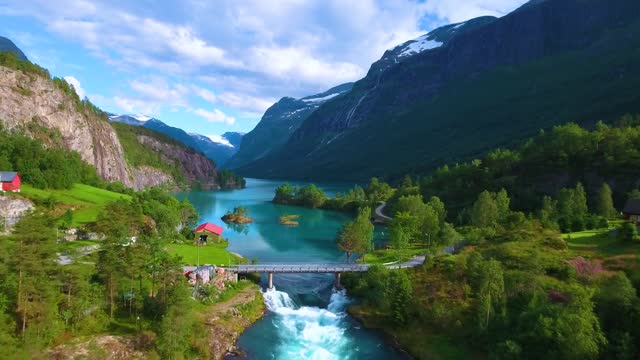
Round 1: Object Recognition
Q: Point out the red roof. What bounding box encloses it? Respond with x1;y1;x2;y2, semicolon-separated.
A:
194;222;223;236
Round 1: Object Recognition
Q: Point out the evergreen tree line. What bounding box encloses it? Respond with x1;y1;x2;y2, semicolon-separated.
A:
0;189;206;358
420;117;640;218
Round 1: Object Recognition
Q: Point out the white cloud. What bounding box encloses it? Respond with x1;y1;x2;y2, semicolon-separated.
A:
194;108;236;125
192;86;217;103
3;0;528;131
423;0;526;23
217;92;276;115
63;76;86;99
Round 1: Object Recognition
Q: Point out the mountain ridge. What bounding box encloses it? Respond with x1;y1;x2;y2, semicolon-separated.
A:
233;0;640;181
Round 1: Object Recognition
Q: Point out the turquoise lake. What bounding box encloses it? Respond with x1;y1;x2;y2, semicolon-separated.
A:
175;178;409;360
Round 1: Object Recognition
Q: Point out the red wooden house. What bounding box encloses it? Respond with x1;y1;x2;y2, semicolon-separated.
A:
0;172;21;192
194;222;223;243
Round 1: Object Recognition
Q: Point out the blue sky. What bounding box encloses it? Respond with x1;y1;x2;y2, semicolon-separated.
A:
0;0;527;137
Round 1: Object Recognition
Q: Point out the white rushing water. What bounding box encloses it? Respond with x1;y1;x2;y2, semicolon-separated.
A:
262;287;354;359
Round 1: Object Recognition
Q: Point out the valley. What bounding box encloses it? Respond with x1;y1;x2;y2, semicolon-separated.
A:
1;0;640;359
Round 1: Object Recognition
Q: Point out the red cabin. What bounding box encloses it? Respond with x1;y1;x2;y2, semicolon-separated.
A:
194;222;223;243
0;172;21;192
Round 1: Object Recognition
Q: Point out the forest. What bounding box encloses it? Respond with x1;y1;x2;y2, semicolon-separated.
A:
341;118;640;359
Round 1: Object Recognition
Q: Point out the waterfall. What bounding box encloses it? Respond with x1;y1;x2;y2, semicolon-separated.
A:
261;287;353;359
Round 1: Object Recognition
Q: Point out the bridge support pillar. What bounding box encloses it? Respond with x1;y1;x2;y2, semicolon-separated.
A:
335;272;342;289
268;272;274;290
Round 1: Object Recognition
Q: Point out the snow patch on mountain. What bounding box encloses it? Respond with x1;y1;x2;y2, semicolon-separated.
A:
206;134;234;148
396;34;442;58
302;92;344;103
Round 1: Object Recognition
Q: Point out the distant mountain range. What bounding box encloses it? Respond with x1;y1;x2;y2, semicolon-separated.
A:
228;0;640;181
108;114;243;167
224;82;353;169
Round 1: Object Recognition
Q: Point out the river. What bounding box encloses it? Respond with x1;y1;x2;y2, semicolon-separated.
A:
175;178;409;360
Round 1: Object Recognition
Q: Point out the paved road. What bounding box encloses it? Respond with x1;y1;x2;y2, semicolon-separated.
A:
374;202;392;222
185;255;426;274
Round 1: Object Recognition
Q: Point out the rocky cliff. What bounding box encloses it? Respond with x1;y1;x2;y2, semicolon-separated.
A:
236;0;640;181
0;66;136;186
136;135;218;189
0;65;229;190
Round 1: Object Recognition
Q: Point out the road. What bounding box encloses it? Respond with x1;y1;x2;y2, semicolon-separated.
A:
374;201;392;222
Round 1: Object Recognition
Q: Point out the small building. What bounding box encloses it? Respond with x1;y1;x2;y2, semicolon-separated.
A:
194;222;223;243
622;199;640;226
0;172;21;193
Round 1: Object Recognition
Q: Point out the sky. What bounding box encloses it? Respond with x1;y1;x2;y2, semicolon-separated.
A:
0;0;528;137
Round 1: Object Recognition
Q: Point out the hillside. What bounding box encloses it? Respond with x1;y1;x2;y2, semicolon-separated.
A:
0;50;233;190
0;36;27;61
235;0;640;181
109;114;243;167
225;82;353;170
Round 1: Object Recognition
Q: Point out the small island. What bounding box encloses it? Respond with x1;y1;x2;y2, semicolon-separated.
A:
221;206;254;224
279;214;300;226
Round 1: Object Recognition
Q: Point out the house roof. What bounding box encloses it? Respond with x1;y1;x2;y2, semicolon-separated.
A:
0;172;17;182
622;199;640;214
194;222;223;236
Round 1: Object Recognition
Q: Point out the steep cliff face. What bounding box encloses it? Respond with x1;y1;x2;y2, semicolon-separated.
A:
0;66;134;186
0;65;229;190
237;0;640;181
136;135;218;188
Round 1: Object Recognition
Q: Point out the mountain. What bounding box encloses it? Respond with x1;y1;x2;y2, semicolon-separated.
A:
108;114;243;166
0;42;235;190
221;132;244;148
234;0;640;181
0;36;28;61
225;82;353;170
107;113;151;127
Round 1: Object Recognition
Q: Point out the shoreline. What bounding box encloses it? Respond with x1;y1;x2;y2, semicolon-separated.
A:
347;305;416;359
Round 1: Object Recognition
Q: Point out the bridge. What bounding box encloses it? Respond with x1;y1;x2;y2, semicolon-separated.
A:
221;255;425;289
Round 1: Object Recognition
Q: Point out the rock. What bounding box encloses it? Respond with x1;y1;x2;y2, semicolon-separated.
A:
0;196;34;231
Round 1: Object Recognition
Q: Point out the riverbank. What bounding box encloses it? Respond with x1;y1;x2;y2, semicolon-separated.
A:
204;282;265;359
347;305;476;360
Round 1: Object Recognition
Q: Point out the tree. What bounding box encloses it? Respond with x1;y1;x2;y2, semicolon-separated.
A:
389;212;414;252
470;191;499;228
470;259;506;332
427;196;447;225
299;184;326;208
539;195;558;229
495;189;511;221
8;213;63;345
596;183;616;218
385;271;413;325
337;207;374;262
273;183;294;204
366;177;394;203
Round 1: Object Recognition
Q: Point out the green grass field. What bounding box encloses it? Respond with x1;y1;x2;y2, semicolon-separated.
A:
20;184;131;226
564;222;640;257
166;241;242;266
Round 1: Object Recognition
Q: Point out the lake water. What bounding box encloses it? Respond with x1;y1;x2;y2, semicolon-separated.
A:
175;178;409;360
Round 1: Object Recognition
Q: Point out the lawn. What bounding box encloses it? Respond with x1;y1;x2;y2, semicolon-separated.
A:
166;241;242;266
564;223;640;257
20;184;131;226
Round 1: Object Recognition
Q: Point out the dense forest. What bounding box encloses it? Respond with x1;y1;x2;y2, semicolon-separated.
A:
340;118;640;360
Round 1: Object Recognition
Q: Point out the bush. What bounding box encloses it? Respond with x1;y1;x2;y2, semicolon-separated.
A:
618;222;638;243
